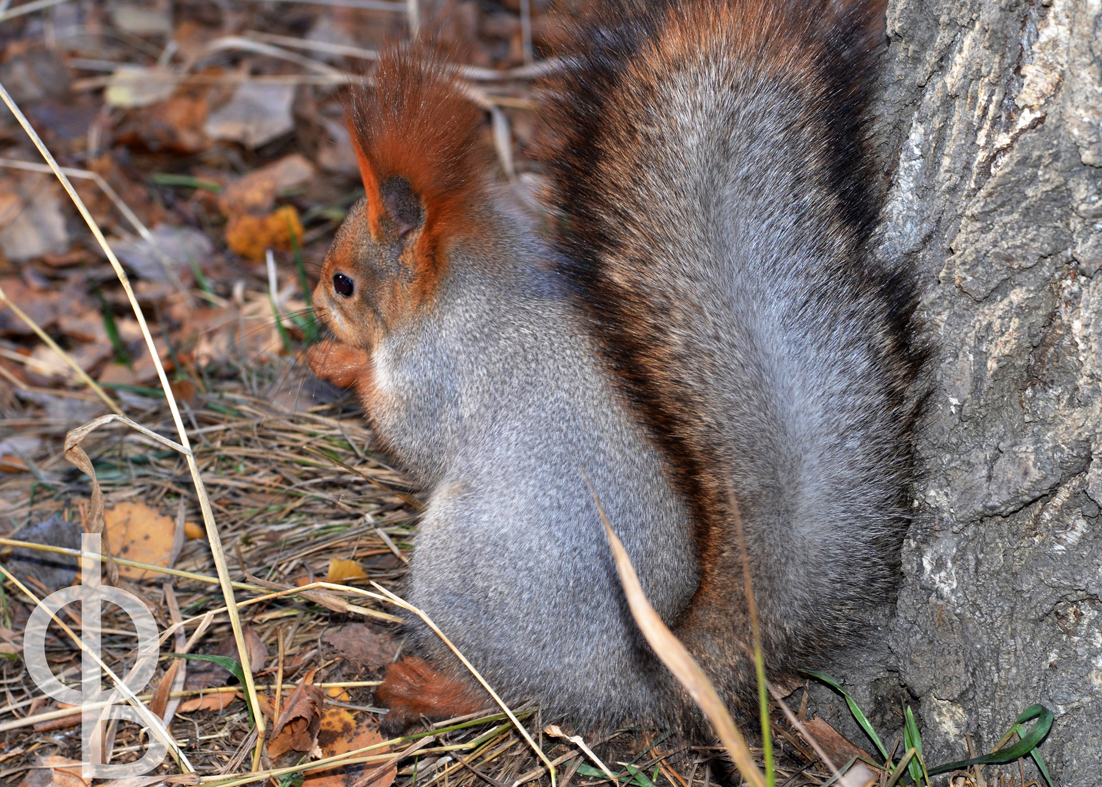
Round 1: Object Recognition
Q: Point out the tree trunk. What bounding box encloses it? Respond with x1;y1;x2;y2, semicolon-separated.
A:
854;0;1101;781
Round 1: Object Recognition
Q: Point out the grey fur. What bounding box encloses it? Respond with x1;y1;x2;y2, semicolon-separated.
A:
372;204;698;723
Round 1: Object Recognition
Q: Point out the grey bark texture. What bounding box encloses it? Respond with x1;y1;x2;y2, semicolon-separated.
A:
824;0;1102;783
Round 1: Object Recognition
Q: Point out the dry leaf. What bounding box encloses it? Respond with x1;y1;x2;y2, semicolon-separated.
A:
325;625;398;672
0;455;29;472
327;559;368;583
150;659;183;720
218;154;316;217
304;712;395;787
268;680;326;762
802;716;874;767
184;521;206;540
105;67;178;108
170;378;198;405
224;205;305;260
32;707;81;733
177;692;236;713
116;95;210;154
0;176;70;262
0;276;61;337
205;82;296;148
110;225;213;284
103;502;177;580
16;756;88;787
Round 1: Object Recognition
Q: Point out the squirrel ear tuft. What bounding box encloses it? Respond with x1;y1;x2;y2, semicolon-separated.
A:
346;45;490;257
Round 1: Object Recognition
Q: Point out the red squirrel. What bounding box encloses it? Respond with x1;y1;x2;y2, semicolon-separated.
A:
309;0;925;733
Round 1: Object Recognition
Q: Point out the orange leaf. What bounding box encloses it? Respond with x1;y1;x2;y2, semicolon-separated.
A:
16;756;89;787
184;521;206;540
103;502;177;580
325;686;351;703
224;205;305;260
305;712;394;787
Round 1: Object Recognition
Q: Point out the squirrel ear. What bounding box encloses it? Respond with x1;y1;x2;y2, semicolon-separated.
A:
380;176;425;239
350;129;425;241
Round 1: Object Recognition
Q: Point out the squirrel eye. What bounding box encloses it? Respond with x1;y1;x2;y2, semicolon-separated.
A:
333;273;354;298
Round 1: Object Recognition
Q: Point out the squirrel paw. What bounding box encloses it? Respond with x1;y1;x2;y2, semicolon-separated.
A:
307;339;371;390
375;657;490;734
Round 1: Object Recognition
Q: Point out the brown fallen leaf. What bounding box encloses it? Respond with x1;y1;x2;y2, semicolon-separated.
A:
304;711;395;787
115;95;211;154
268;679;326;764
325;625;398;672
0;455;29;473
170;378;198;406
0;174;70;263
205;81;296;148
802;716;874;767
327;559;367;583
218;154;316;217
224;205;306;261
149;659;183;720
0;276;61;337
32;704;81;733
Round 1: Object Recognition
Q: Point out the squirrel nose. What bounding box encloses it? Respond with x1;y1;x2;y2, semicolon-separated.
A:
333;273;355;298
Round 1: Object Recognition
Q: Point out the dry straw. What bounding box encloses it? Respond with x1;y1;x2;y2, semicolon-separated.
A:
0;77;268;766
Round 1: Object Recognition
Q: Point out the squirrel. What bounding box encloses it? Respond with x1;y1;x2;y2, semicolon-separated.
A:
308;0;925;734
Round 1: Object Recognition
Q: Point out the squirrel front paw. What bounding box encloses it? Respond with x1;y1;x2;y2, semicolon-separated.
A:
375;657;491;735
307;339;372;390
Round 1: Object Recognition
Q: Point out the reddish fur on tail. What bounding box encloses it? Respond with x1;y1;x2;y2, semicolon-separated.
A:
375;657;490;734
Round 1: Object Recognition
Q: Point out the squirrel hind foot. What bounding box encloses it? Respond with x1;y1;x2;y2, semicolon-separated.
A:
375;656;491;735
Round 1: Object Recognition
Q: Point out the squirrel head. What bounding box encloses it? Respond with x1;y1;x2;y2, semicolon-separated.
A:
313;46;491;349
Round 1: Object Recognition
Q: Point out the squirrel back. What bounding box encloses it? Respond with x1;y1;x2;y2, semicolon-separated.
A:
310;0;925;731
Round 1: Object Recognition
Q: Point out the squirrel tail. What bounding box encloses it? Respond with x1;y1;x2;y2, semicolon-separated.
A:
539;0;924;717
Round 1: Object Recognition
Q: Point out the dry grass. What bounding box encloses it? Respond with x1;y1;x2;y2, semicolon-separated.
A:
0;356;833;787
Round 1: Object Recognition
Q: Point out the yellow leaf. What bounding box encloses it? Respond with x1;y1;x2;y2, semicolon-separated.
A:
327;559;367;583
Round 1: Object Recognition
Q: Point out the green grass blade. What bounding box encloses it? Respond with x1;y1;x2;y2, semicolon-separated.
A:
622;763;656;787
287;213;318;345
188;257;213;296
577;764;622;782
802;670;890;761
903;706;924;785
151;173;222;192
94;286;132;367
1032;749;1054;787
884;749;917;787
172;653;253;726
926;704;1054;777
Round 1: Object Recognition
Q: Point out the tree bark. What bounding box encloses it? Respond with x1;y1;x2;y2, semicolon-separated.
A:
857;0;1102;781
